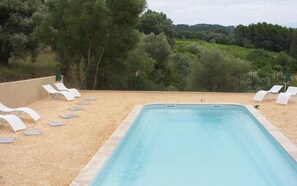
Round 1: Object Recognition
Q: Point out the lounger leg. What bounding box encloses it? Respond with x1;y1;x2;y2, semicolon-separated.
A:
50;93;59;100
292;96;296;103
16;111;22;117
47;93;52;100
53;94;58;99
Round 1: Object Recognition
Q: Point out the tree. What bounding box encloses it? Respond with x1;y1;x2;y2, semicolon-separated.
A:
35;0;110;88
290;30;297;60
169;52;191;90
0;0;43;65
188;49;250;92
141;33;172;86
123;46;155;90
36;0;146;89
275;52;297;71
234;23;291;52
140;9;174;45
96;0;146;89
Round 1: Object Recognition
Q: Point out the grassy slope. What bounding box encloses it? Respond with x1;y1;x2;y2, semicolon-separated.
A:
0;52;58;83
175;39;276;61
175;39;297;88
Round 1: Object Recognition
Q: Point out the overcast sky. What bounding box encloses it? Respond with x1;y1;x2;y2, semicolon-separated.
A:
146;0;297;28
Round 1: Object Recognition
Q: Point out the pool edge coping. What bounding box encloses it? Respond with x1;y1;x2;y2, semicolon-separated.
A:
70;102;297;185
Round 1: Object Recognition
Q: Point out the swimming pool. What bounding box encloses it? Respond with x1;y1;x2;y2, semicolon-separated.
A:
71;104;297;186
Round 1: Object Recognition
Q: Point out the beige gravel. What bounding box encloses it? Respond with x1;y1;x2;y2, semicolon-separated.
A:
0;91;297;185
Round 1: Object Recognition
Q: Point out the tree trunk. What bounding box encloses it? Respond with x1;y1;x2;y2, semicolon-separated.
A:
92;47;106;90
85;35;94;89
0;41;11;66
92;40;108;90
0;52;10;66
76;57;81;89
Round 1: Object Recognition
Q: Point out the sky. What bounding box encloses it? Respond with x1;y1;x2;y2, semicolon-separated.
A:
146;0;297;28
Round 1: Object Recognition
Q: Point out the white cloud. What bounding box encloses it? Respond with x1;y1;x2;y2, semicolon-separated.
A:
146;0;297;27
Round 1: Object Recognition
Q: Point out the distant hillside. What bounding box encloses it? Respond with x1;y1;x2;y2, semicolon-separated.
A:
174;24;235;34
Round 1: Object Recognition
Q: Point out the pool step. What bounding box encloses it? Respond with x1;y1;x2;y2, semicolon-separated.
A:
165;104;177;108
212;104;223;108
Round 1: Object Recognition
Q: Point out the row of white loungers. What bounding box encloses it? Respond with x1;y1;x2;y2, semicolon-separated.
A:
0;103;41;132
42;83;81;101
253;85;297;105
1;83;80;133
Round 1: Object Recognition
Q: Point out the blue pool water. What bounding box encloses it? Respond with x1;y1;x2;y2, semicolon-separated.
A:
91;104;297;186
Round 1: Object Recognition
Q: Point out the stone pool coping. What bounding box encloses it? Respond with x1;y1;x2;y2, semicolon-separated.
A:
70;103;297;185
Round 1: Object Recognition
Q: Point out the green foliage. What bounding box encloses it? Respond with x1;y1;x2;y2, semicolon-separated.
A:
168;52;193;90
3;2;297;93
174;24;235;45
175;39;251;59
0;0;43;65
174;39;297;91
98;43;156;90
140;9;174;45
275;52;297;70
35;0;111;87
244;49;297;86
246;49;275;70
0;52;58;83
175;23;296;57
290;30;297;60
188;49;250;92
95;0;146;89
141;33;173;86
174;24;235;34
141;33;172;64
234;22;292;52
36;0;146;89
124;47;155;90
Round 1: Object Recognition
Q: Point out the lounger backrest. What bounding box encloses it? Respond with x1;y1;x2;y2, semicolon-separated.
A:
42;85;58;94
0;103;11;112
269;85;283;93
285;86;297;95
0;114;26;132
54;82;67;91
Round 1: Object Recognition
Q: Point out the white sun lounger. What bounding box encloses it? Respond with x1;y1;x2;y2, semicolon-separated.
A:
42;84;75;101
54;82;81;97
253;85;283;102
276;86;297;105
0;103;41;122
0;114;27;132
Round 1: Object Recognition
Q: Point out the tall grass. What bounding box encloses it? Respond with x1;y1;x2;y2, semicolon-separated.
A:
0;52;58;83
